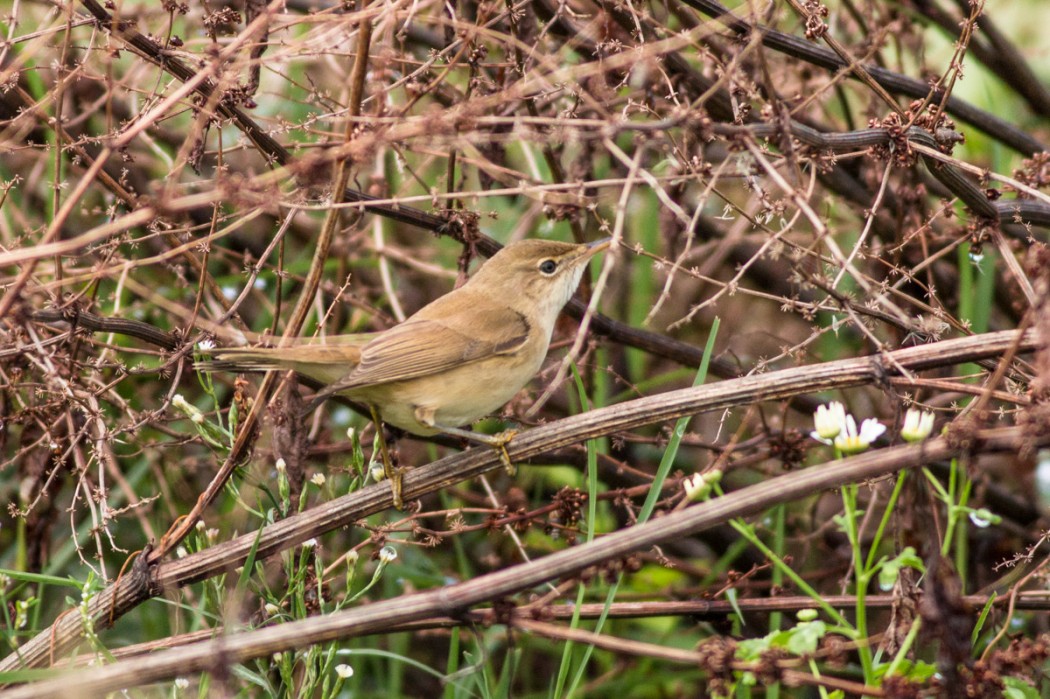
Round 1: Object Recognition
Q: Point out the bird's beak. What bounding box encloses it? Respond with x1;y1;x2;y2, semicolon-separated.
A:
583;237;612;257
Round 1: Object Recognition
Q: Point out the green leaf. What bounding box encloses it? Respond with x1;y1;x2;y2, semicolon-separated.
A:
1003;677;1040;699
783;620;827;655
875;659;938;682
877;546;925;590
736;637;770;661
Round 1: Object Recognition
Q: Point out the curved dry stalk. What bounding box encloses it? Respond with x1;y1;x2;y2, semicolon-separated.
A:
93;591;1050;664
0;327;1039;675
4;423;1047;697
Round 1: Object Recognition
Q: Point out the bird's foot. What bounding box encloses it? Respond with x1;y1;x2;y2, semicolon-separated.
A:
490;429;518;476
387;466;404;510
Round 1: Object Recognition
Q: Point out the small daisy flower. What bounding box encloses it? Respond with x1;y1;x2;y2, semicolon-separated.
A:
834;415;886;455
901;408;935;443
811;402;847;444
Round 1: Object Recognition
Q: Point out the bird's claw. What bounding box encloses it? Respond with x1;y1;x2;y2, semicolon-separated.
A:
388;466;404;510
492;429;518;476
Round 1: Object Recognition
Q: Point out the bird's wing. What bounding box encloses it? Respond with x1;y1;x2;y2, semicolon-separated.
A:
313;301;531;400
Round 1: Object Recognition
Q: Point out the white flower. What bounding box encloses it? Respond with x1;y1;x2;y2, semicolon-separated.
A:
265;603;280;616
335;664;354;679
379;546;397;563
172;394;205;422
346;550;359;565
370;463;386;482
176;546;188;558
302;538;317;549
14;600;29;628
834;416;886;454
682;470;722;502
682;473;706;501
275;458;287;473
811;402;847;443
1036;450;1050;507
901;408;935;443
196;339;215;351
311;473;326;487
175;677;189;689
346;427;356;441
969;508;999;528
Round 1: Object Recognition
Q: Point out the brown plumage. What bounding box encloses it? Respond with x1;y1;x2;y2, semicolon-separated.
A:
200;238;610;506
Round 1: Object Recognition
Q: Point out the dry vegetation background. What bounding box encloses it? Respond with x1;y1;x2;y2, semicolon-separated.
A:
3;0;1050;696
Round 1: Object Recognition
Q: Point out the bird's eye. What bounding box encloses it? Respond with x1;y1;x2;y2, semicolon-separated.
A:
539;259;557;275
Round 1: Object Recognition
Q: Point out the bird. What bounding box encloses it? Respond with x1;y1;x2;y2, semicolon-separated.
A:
200;237;611;507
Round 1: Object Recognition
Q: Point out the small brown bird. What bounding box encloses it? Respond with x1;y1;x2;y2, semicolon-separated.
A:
202;237;610;506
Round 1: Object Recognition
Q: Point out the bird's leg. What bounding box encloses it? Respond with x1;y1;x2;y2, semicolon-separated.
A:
369;405;403;509
436;424;519;476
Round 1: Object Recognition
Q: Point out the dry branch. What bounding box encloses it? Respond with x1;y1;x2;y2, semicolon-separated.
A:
4;423;1046;697
4;0;1050;694
0;327;1039;676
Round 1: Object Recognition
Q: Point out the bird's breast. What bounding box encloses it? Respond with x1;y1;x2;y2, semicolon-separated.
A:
346;334;547;434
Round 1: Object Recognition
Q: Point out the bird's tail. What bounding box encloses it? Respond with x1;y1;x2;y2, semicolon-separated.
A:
196;340;370;386
195;347;288;374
